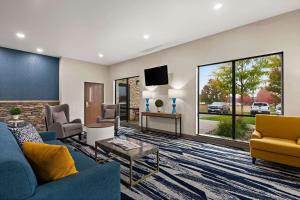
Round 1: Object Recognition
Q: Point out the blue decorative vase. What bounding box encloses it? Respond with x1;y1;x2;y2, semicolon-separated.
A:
146;98;150;112
172;98;177;114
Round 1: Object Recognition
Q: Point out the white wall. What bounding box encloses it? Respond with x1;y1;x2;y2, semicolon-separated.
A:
107;10;300;135
59;57;109;122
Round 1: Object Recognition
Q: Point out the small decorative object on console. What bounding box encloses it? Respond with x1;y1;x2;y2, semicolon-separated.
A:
168;89;183;114
142;90;152;112
155;99;164;112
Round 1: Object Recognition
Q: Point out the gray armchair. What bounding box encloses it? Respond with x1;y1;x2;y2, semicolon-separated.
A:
96;104;120;131
45;104;83;139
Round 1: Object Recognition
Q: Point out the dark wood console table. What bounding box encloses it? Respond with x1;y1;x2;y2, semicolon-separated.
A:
141;112;182;138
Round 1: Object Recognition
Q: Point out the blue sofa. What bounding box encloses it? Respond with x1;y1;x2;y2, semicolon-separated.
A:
0;123;120;200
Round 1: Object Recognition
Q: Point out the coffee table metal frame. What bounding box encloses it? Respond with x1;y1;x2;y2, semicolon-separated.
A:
95;138;159;187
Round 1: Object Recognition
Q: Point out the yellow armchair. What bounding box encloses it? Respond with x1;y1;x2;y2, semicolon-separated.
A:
250;115;300;168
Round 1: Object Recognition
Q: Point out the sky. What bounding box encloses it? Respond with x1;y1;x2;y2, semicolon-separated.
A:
199;62;231;92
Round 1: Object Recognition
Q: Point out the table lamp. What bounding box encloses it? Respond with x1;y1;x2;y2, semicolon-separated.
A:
142;90;152;112
168;89;183;114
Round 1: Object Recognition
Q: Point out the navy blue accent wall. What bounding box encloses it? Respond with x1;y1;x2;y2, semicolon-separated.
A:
0;47;59;100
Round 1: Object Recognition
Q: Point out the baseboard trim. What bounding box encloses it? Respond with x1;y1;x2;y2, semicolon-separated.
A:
125;124;249;152
183;134;249;151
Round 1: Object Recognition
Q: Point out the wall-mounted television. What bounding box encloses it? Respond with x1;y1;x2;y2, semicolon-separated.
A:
144;65;168;86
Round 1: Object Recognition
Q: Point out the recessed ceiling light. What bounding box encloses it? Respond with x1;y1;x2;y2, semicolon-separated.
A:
16;32;25;39
143;34;150;40
213;3;223;10
36;48;44;53
98;53;104;58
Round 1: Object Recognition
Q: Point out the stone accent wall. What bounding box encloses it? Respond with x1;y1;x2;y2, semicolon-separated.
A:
128;77;140;121
129;77;140;109
0;101;59;131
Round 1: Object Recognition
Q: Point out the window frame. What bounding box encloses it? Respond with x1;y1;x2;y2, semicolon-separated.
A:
197;52;284;139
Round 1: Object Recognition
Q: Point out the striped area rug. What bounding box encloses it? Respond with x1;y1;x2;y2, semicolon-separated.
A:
65;127;300;200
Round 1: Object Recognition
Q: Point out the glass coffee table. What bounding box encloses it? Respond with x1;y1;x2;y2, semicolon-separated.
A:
95;137;159;187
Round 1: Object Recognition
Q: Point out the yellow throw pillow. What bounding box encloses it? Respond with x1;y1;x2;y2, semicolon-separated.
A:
297;138;300;145
23;142;78;183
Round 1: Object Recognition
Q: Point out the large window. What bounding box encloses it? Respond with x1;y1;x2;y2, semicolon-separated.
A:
198;52;283;141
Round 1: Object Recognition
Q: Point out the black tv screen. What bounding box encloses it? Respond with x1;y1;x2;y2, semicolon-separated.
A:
144;65;168;86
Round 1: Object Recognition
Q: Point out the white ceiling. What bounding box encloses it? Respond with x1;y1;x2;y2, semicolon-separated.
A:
0;0;300;65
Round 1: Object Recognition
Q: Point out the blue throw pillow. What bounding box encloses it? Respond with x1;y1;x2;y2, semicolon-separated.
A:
9;123;44;147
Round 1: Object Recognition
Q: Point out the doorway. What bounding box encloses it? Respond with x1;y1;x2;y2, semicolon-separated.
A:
115;76;140;125
84;82;104;125
118;83;129;121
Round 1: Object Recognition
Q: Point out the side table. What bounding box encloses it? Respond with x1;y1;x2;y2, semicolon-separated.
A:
7;120;25;128
141;112;182;138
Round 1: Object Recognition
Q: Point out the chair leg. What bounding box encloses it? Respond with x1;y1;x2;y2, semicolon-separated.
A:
78;133;82;140
252;157;256;164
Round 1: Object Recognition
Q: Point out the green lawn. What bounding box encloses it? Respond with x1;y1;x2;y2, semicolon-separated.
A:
200;115;256;125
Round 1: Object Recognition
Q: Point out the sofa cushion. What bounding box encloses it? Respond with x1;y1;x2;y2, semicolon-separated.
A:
44;139;65;146
53;111;68;124
28;161;120;200
8;123;43;146
251;137;300;157
70;150;97;171
45;140;97;172
39;131;57;142
0;123;37;200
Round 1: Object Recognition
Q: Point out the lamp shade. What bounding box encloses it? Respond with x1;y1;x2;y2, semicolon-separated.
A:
142;90;152;99
168;89;183;98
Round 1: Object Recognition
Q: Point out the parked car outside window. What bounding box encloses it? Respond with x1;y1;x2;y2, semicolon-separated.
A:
208;102;230;114
250;102;270;115
276;104;282;115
